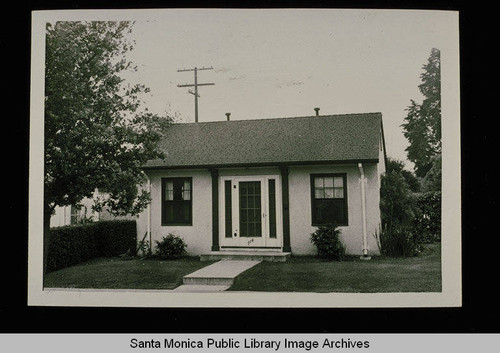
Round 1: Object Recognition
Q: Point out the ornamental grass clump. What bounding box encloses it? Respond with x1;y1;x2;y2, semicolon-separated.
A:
155;234;187;260
310;224;346;261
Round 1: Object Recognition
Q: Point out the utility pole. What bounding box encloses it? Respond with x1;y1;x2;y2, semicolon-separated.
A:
177;66;215;123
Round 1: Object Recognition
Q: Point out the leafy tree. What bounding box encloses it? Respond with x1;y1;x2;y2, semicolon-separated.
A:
386;158;421;193
44;21;170;273
402;48;441;177
380;158;418;232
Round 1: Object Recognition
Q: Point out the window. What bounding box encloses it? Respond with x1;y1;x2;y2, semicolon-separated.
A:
70;205;87;225
161;177;192;225
311;174;348;226
239;181;262;237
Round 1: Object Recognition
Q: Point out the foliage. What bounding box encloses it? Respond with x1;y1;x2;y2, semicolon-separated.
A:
379;225;421;257
386;158;421;192
47;220;137;273
402;48;441;178
136;239;152;259
44;21;171;218
422;154;442;192
414;191;442;243
310;224;346;261
380;159;419;232
155;234;187;259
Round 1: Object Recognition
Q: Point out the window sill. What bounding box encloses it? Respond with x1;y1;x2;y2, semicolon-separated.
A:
161;223;193;227
312;223;348;227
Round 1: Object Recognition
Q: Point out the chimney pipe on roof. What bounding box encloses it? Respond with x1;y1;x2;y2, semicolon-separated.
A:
225;113;231;121
314;107;320;116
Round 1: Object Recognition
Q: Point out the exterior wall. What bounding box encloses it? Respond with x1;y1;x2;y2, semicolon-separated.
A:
138;162;383;256
377;128;387;183
50;190;135;228
288;164;382;256
139;169;213;255
49;197;99;228
50;205;72;228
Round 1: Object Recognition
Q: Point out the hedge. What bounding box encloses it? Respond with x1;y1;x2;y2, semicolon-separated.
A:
47;220;137;273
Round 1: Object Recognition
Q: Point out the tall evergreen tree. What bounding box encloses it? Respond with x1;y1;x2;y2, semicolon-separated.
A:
402;48;441;177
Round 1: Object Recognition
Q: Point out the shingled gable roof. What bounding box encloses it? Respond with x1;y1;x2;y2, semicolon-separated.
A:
143;112;385;169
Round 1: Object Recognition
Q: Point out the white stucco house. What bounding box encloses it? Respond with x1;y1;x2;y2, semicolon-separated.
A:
137;111;387;258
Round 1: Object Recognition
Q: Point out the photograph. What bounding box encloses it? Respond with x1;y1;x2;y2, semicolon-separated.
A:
28;8;461;308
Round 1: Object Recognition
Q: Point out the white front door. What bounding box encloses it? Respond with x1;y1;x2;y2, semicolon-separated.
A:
219;175;282;249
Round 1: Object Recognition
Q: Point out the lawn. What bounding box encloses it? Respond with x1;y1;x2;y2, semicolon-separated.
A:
43;257;214;290
44;243;441;293
228;243;442;293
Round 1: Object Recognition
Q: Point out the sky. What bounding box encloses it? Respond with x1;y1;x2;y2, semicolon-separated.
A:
112;9;458;169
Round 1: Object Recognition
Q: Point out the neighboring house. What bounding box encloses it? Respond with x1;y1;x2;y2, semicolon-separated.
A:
137;111;387;256
50;190;135;227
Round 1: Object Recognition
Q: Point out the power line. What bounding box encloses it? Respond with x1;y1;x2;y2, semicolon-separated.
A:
177;66;215;123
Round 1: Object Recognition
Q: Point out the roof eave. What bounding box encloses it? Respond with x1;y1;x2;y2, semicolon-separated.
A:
141;158;380;171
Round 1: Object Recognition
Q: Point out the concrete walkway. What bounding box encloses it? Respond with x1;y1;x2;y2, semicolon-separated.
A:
172;260;261;292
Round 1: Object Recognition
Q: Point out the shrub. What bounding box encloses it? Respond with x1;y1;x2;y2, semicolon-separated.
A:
414;191;441;243
47;220;136;273
379;225;421;257
92;220;137;257
310;224;345;261
136;239;152;259
155;234;187;259
380;170;418;232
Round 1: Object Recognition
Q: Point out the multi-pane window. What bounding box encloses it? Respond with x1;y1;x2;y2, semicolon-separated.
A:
239;181;262;237
311;174;348;226
161;177;192;225
70;205;87;225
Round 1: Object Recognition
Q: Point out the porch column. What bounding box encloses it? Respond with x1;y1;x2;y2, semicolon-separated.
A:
210;168;220;251
280;165;291;252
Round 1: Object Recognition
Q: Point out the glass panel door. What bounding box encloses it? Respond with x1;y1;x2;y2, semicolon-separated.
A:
219;175;282;249
239;181;262;237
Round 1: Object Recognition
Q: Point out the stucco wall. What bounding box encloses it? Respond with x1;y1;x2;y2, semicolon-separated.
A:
138;163;382;256
50;197;99;228
50;205;72;228
288;164;381;256
138;169;213;255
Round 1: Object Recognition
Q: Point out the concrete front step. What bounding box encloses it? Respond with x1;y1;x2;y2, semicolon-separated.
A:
200;251;291;262
183;260;261;286
172;284;231;292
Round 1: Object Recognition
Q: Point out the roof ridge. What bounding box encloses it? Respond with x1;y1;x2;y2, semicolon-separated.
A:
171;112;382;126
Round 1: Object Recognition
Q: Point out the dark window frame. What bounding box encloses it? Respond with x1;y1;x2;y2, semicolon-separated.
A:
310;173;348;226
161;177;193;226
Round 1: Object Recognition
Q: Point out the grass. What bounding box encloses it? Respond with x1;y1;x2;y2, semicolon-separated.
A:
44;243;441;293
228;243;442;293
43;256;214;290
